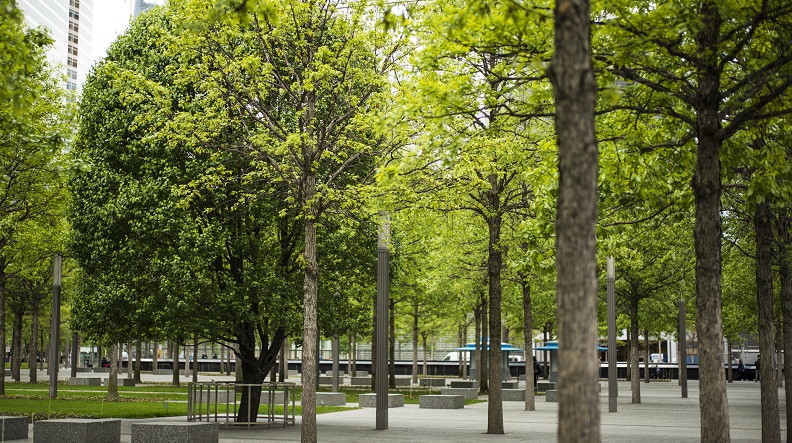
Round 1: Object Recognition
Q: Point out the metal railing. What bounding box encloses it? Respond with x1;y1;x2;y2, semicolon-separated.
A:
187;381;296;428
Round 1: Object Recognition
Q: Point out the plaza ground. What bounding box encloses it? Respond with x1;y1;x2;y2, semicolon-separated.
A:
7;370;778;442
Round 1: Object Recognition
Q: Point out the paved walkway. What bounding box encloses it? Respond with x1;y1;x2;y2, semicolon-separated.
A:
9;371;778;441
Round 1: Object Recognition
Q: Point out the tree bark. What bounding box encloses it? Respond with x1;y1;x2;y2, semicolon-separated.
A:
630;298;640;403
172;342;180;387
12;309;22;381
135;342;142;382
479;293;489;394
412;304;419;384
389;299;396;388
644;329;650;384
523;279;535;411
107;343;119;400
755;201;781;442
777;210;792;443
301;171;319;443
29;297;40;383
486;203;503;434
0;258;6;395
548;0;600;440
692;4;730;441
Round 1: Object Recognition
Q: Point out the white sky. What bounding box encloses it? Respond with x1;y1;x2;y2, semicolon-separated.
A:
91;0;132;65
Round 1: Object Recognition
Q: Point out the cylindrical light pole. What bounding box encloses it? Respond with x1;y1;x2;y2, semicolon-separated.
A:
376;213;390;430
49;253;62;399
607;256;617;412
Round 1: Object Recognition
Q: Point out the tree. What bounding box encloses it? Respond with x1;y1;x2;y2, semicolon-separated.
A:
0;0;70;395
547;0;600;441
597;2;792;438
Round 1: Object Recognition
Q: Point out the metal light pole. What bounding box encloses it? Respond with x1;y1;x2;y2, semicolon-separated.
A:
49;253;62;399
607;256;617;412
678;298;687;398
376;213;390;430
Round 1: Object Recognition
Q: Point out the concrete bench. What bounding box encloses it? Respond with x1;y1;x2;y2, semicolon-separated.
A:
33;419;121;443
152;369;173;375
350;376;372;386
0;416;28;441
419;395;464;409
519;374;526;381
537;381;556;392
392;377;411;387
358;393;404;408
93;367;111;373
502;381;519;389
449;380;477;388
69;377;101;386
131;422;218;443
419;378;446;387
105;378;136;387
546;390;558;402
75;368;93;373
439;387;479;400
502;389;525;401
316;392;346;406
351;370;368;376
318;376;333;385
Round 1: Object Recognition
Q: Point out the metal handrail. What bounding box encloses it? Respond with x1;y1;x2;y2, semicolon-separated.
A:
187;381;296;428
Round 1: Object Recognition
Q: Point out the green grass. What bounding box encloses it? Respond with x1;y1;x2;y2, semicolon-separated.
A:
0;382;355;420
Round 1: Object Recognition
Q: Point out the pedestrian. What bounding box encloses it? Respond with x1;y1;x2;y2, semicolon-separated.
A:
533;357;542;389
754;355;760;382
737;359;746;381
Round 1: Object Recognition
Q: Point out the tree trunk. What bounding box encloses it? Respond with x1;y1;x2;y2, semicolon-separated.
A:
644;329;650;384
389;299;396;388
474;302;481;383
412;304;419;383
0;258;6;395
300;171;320;443
350;333;356;376
777;210;792;443
107;343;119;400
29;299;40;383
280;337;288;382
172;342;180;387
479;293;489;394
422;332;428;377
754;201;781;442
691;4;730;441
523;279;535;411
193;340;199;383
486;207;504;434
630;298;640;403
135;342;142;382
152;341;158;371
12;309;22;381
548;0;600;439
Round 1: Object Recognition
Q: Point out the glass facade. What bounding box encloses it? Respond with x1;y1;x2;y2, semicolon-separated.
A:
131;0;164;18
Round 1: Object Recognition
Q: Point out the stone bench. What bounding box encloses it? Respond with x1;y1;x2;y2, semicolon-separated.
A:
502;389;525;401
449;380;477;388
316;392;347;406
419;395;464;409
419;378;446;387
105;378;136;387
350;376;372;386
439;387;479;400
318;376;333;385
33;419;121;443
131;422;218;443
93;367;111;373
502;381;519;389
70;377;101;386
358;393;404;408
537;381;556;392
392;377;411;387
0;416;28;441
351;370;368;376
546;390;558;402
75;367;93;373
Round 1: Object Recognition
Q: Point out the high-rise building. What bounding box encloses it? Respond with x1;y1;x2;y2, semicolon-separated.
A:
131;0;164;18
17;0;94;92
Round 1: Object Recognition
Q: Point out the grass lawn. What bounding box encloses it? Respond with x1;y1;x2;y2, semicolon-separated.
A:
0;382;355;421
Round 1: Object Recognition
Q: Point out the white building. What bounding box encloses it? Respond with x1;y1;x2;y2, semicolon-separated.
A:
17;0;94;92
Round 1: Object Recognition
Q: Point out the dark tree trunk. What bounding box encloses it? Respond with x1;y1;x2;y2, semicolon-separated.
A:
548;0;600;439
29;298;40;383
300;178;320;443
479;293;489;394
522;279;535;411
755;201;781;442
474;302;481;383
422;332;428;377
486;204;503;434
0;258;6;395
777;210;792;443
692;4;729;441
412;304;419;383
135;342;142;382
389;299;396;388
629;298;640;403
172;342;180;386
12;310;22;381
644;329;650;384
152;341;158;372
235;322;286;423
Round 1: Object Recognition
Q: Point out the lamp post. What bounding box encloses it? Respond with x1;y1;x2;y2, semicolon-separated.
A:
376;212;390;430
607;256;617;412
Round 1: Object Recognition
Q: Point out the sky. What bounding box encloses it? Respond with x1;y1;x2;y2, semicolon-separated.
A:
91;0;132;65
